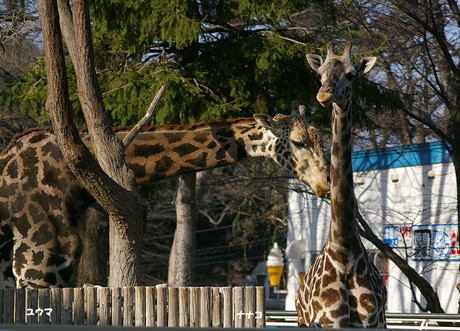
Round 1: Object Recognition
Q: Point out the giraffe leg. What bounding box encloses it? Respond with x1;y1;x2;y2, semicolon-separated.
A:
11;214;83;288
310;322;323;328
0;224;15;288
0;257;15;288
12;239;82;288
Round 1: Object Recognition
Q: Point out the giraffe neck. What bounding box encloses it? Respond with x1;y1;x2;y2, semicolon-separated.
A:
86;118;276;186
329;97;358;245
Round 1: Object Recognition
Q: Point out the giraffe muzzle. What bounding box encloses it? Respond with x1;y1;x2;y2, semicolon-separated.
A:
316;92;334;107
314;183;331;199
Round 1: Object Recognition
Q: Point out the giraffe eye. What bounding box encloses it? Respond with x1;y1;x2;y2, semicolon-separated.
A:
292;140;306;148
346;72;354;81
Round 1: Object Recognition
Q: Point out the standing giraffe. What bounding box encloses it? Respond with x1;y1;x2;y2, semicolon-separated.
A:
295;42;386;328
0;104;330;288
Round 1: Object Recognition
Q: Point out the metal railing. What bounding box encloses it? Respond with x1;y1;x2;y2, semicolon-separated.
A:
265;311;460;329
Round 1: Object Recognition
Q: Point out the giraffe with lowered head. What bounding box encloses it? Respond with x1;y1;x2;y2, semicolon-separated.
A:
0;103;330;288
295;42;386;328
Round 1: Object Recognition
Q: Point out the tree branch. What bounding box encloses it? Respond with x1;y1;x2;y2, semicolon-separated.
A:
122;85;167;150
356;210;445;313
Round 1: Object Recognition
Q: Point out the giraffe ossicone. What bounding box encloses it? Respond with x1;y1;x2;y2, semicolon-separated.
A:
295;42;387;328
0;104;330;288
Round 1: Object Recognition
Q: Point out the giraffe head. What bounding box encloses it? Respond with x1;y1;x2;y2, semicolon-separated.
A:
253;101;330;198
306;41;377;106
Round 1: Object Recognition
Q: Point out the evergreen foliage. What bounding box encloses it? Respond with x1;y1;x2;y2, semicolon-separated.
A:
0;0;401;131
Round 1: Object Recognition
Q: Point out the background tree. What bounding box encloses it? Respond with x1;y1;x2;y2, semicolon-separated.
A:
142;159;290;286
0;0;41;147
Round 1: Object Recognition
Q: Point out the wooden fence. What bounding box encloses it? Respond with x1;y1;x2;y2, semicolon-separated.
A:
0;285;266;327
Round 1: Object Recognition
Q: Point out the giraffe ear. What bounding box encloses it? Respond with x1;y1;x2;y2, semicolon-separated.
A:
253;114;282;137
306;54;323;72
291;101;310;125
355;57;377;76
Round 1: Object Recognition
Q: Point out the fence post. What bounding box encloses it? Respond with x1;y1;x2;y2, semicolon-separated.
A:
135;286;146;327
179;287;189;327
62;288;73;324
15;288;26;324
189;287;199;327
0;289;3;324
51;288;61;325
156;284;167;327
221;287;232;328
244;286;255;328
200;287;211;327
74;288;84;325
85;286;97;325
256;286;266;328
212;287;221;327
123;287;134;326
2;289;13;324
145;286;155;327
38;288;50;325
26;288;38;325
168;287;178;327
233;287;244;328
98;287;110;326
111;287;122;326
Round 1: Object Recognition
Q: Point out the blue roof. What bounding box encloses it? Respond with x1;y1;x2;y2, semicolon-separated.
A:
352;141;452;172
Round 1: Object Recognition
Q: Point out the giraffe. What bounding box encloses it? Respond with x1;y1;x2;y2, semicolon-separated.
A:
295;42;386;328
0;103;330;288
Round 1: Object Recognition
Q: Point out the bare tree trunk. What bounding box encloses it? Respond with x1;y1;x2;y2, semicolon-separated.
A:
77;204;109;286
169;170;210;286
39;0;144;288
168;236;176;286
174;173;197;287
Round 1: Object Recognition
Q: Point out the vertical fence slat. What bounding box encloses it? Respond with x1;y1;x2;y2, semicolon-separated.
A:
111;287;122;326
62;288;73;324
233;287;244;328
200;287;211;327
212;287;221;327
73;288;84;325
0;289;3;324
256;286;266;328
123;286;134;326
244;286;255;328
145;286;155;327
168;287;178;327
3;289;13;324
178;287;189;327
38;288;50;325
15;288;26;324
98;287;110;326
221;287;232;328
189;287;199;327
135;286;146;327
85;286;97;325
50;288;61;325
26;288;38;325
156;284;167;327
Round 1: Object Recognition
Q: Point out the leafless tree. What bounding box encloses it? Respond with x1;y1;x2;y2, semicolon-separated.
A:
37;0;166;286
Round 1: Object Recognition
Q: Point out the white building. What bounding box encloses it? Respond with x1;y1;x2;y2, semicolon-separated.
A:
286;141;460;313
